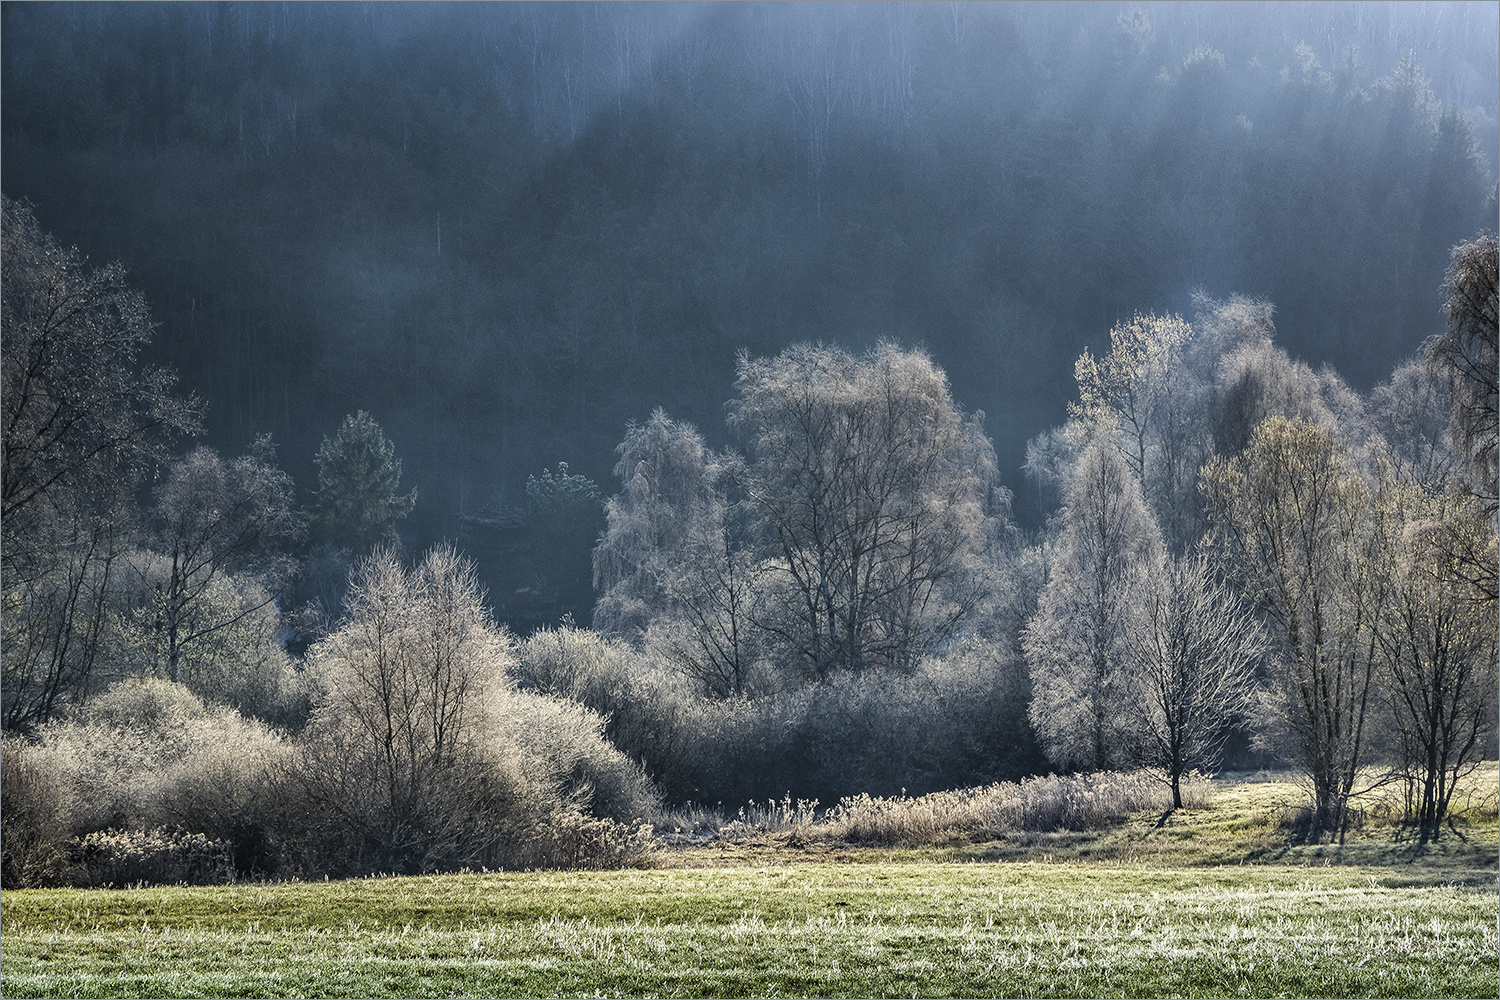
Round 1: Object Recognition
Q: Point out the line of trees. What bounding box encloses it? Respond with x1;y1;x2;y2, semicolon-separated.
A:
580;247;1495;843
4;192;1495;888
1020;241;1497;842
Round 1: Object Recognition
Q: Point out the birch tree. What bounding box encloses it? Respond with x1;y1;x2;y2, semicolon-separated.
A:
1202;417;1381;840
1126;553;1267;807
1025;440;1165;772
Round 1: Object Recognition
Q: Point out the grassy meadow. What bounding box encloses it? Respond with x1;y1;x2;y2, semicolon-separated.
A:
3;769;1496;999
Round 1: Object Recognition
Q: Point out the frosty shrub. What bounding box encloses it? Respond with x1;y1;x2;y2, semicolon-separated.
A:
34;677;292;876
518;629;1037;807
111;563;309;727
502;688;660;823
296;546;657;874
512;621;641;720
296;546;519;875
511;620;1036;808
796;637;1037;800
511;623;733;803
0;733;75;887
72;828;234;888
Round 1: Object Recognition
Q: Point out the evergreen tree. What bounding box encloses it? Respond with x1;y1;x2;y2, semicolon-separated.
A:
309;412;416;557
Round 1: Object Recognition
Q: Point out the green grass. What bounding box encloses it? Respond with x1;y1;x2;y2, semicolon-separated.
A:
4;770;1496;998
4;865;1495;998
667;767;1500;876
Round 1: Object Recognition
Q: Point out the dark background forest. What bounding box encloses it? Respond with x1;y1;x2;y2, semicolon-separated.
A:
4;1;1495;597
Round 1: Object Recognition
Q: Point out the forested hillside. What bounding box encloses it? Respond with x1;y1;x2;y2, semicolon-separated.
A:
3;1;1494;552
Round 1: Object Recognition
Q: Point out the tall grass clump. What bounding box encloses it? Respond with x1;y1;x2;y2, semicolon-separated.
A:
826;770;1211;845
691;770;1213;847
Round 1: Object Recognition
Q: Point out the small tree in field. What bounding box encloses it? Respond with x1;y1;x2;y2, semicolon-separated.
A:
1373;482;1497;842
1126;553;1267;807
1203;417;1380;841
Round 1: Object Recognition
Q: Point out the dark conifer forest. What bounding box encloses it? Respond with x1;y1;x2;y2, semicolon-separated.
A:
5;2;1495;538
3;2;1497;882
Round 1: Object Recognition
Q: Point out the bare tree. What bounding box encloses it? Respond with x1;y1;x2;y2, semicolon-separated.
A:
1126;553;1268;807
1025;439;1165;772
143;437;302;685
781;7;852;217
1071;311;1204;550
1;506;128;730
304;546;512;873
1;196;199;729
1422;233;1499;606
593;410;762;695
1373;482;1497;842
1203;416;1382;841
648;480;763;698
1;196;199;566
729;342;1000;680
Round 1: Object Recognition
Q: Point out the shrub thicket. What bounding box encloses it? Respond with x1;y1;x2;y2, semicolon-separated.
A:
512;622;1042;806
72;828;235;888
0;733;75;887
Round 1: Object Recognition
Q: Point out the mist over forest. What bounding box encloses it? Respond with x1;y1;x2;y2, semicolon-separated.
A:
5;1;1495;545
3;2;1497;882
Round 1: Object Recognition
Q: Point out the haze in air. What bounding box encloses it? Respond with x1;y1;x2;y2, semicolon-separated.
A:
1;8;1496;994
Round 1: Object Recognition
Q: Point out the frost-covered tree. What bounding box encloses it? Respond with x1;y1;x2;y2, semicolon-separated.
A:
1427;232;1497;510
592;409;718;636
730;342;1003;679
304;545;512;873
1373;481;1497;842
1;196;199;729
1202;417;1381;841
1210;337;1334;458
644;482;764;698
1071;311;1193;489
144;437;302;685
593;410;761;695
1025;440;1165;772
1369;358;1462;492
1126;553;1267;807
1;196;200;570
